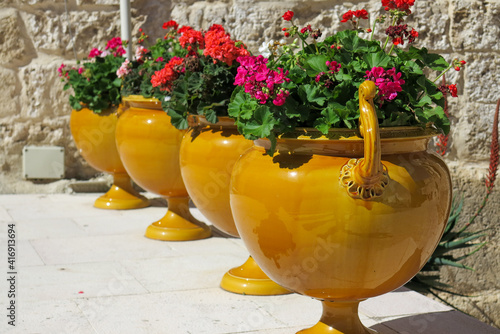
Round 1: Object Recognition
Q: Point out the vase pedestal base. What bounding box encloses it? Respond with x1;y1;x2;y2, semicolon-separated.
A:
220;256;291;296
298;301;377;334
145;197;212;241
94;173;150;210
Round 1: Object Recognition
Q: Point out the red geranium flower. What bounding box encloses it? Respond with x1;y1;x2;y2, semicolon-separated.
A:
341;10;354;23
341;9;369;23
282;10;294;21
448;84;458;97
203;24;250;66
354;9;369;19
179;28;205;51
162;20;179;30
381;0;415;14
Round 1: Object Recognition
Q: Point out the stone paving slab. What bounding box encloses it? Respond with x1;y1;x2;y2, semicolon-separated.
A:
0;193;499;334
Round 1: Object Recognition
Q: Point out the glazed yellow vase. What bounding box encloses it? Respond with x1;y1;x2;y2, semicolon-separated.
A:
116;95;211;241
179;117;290;295
70;106;149;210
230;81;452;333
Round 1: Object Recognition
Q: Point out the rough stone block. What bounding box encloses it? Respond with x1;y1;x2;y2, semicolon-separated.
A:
410;0;451;50
0;8;35;67
451;0;500;51
0;67;20;118
19;62;70;118
464;52;500;104
452;102;497;162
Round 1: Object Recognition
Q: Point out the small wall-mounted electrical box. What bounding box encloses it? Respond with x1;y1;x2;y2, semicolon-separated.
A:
22;146;65;179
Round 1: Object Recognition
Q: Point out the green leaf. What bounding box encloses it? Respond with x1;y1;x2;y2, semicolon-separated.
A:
306;55;329;73
363;51;391;69
166;107;189;129
288;66;307;84
112;78;122;87
204;108;218;124
299;84;326;106
244;105;276;138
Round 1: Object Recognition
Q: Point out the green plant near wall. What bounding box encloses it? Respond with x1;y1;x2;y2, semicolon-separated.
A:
407;99;499;297
59;37;126;113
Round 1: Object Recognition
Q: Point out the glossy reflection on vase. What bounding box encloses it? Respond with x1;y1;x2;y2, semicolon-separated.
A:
179;117;290;295
70;106;150;210
229;81;452;333
116;96;211;241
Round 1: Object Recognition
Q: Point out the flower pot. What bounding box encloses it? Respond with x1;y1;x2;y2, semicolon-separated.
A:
179;117;290;295
70;106;149;210
116;96;211;241
229;82;452;333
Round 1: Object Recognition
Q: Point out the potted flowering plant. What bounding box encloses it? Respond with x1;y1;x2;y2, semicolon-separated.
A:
59;37;126;113
59;37;150;210
152;24;250;129
119;21;187;98
229;4;464;153
228;2;463;333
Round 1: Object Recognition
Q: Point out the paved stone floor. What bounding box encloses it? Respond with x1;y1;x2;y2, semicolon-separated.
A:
0;193;499;334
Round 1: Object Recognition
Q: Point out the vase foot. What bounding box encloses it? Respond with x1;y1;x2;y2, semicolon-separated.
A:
145;197;212;241
220;256;291;295
94;174;150;210
298;301;377;334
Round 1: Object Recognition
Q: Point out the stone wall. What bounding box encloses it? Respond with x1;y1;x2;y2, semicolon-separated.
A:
0;0;499;327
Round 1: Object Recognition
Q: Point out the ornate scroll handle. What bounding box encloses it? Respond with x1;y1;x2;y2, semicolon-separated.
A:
340;81;389;200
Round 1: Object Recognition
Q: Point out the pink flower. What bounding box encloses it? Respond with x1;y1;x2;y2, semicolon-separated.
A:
135;45;148;61
105;37;123;50
235;55;290;105
273;89;289;106
326;60;341;73
57;63;66;77
365;67;405;103
116;59;131;78
88;48;102;58
155;57;164;62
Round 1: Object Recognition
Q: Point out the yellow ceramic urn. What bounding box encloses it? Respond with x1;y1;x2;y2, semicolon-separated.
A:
229;82;452;333
179;117;290;295
70;106;149;210
115;96;211;241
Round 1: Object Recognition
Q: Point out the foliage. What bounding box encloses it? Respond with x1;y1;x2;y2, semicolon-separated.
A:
408;99;499;296
59;38;126;113
228;1;465;154
408;196;487;294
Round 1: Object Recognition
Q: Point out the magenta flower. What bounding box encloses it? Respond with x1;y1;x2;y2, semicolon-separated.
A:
326;60;341;73
88;48;102;58
365;67;404;103
235;55;290;105
57;63;66;77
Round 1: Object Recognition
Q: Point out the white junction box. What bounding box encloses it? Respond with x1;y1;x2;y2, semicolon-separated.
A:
22;146;65;179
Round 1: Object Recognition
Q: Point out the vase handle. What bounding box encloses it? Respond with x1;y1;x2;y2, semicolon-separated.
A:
340;80;389;200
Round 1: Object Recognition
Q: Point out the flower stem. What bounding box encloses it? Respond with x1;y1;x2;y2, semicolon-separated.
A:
433;64;453;83
370;18;377;41
383;17;397;50
388;43;395;55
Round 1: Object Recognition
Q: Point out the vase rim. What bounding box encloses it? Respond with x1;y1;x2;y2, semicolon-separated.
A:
198;116;236;127
122;95;160;104
276;126;440;141
122;95;162;110
72;105;118;116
